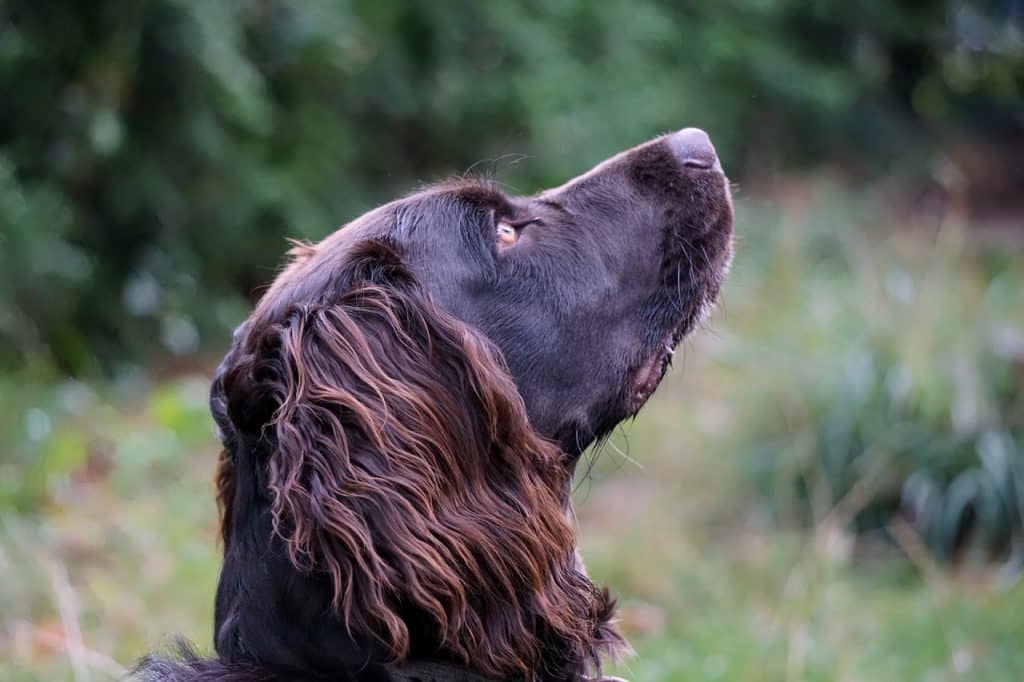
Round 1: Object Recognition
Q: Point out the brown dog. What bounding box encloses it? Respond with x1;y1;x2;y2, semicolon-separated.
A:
138;128;733;681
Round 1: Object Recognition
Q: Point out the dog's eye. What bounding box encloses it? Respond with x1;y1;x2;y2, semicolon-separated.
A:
496;221;518;247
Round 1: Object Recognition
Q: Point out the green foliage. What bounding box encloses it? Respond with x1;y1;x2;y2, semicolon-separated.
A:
727;189;1024;564
0;372;212;513
0;380;220;682
0;0;1020;372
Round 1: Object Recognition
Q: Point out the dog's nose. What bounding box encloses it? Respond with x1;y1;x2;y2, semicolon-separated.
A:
669;128;721;171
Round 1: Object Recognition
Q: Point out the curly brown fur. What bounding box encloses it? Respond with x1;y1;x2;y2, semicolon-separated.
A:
218;254;614;677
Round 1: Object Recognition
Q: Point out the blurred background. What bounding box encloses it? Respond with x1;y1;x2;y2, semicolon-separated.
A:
1;1;1022;680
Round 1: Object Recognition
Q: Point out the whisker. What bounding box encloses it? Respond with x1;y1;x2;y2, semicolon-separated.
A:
673;263;684;313
699;244;711;271
606;426;642;470
462;153;532;178
573;430;601;495
671;233;700;308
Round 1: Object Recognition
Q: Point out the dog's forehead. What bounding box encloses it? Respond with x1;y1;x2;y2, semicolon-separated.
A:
249;182;503;323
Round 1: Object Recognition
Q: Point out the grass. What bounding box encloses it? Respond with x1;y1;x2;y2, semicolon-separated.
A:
585;373;1024;681
2;184;1023;681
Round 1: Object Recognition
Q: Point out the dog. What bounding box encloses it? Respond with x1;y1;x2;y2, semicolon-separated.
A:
137;128;734;681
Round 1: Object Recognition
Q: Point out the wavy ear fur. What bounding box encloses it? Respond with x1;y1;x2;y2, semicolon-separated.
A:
213;240;619;679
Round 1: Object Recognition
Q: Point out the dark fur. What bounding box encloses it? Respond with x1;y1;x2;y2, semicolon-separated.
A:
138;132;733;681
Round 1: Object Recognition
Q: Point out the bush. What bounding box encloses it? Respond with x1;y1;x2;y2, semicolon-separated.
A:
733;189;1024;564
1;1;1021;372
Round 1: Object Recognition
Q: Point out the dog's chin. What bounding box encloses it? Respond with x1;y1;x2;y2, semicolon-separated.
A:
627;245;733;416
626;322;690;417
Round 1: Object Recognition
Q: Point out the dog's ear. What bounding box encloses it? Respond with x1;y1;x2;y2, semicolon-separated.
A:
212;239;613;678
210;322;248;547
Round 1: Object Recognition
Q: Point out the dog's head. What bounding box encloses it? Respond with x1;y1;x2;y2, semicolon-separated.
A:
212;128;733;679
244;128;732;453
